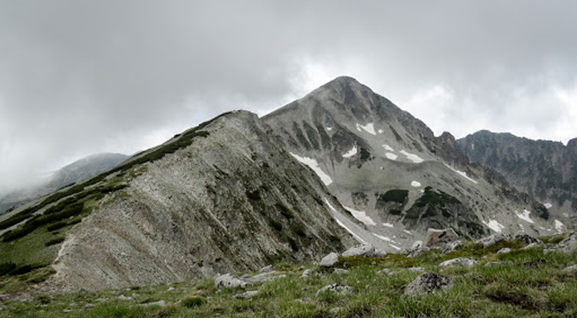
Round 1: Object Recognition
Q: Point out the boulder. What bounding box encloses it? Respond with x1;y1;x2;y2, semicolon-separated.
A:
476;233;512;248
319;252;340;267
439;257;478;267
425;228;459;248
215;274;248;289
300;269;312;278
497;248;511;254
370;249;387;257
316;283;353;296
404;272;453;296
342;243;375;257
562;264;577;273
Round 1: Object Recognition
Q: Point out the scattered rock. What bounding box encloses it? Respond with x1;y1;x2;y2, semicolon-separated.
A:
234;291;259;299
167;287;176;292
408;246;431;258
63;309;72;313
117;295;133;301
315;283;353;296
407;267;425;273
296;297;312;303
476;233;512;248
425;228;459;248
497;248;511;254
84;303;94;308
377;268;395;276
523;242;543;250
320;252;340;267
139;300;167;307
485;261;514;267
300;269;312;278
404;272;453;296
412;240;423;249
333;268;349;275
215;274;248;289
515;234;541;245
562;264;577;273
439;257;478;267
370;249;387;257
259;265;274;273
441;240;463;254
342;243;375;257
545;232;577;254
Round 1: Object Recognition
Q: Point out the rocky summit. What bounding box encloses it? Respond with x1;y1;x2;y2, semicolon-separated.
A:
0;76;573;298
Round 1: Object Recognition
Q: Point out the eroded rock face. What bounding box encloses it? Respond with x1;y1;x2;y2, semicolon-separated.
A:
44;111;356;292
404;272;453;296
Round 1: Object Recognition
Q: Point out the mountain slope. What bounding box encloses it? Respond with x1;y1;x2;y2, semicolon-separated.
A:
6;110;355;292
457;130;577;221
0;153;128;214
263;76;558;246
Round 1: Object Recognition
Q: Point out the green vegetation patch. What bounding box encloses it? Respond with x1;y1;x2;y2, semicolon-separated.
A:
379;189;409;204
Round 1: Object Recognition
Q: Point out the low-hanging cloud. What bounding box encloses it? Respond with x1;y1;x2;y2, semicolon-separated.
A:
1;0;577;192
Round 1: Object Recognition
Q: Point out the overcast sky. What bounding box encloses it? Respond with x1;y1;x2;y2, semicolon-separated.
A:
1;1;577;193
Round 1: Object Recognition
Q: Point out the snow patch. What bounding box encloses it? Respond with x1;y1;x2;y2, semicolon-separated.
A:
326;127;333;131
555;220;564;232
411;181;421;188
390;244;401;251
516;209;534;224
385;152;398;160
290;153;333;185
444;164;478;184
373;233;392;242
483;219;505;233
342;146;357;158
382;144;395;152
343;206;377;226
356;123;376;135
544;203;553;209
399;150;424;163
382;223;394;228
519;224;525;232
403;230;412;235
378;129;384;134
324;199;365;243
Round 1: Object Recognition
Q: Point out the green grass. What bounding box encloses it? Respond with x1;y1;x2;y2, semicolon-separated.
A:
1;239;576;317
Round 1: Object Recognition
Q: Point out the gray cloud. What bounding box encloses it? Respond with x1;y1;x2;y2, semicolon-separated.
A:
1;0;577;192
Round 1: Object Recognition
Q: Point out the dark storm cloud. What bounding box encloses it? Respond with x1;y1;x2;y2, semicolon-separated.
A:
1;0;577;192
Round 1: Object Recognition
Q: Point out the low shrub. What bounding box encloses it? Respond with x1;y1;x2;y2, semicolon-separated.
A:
182;297;205;308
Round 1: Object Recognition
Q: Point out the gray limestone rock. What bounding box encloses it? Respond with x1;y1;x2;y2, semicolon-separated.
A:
320;252;340;268
316;283;353;296
485;261;514;267
476;234;512;248
562;264;577;273
404;272;453;296
342;243;375;257
215;274;248;289
497;248;511;254
439;257;478;267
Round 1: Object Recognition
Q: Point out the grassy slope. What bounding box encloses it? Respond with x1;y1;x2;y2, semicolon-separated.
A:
1;238;577;317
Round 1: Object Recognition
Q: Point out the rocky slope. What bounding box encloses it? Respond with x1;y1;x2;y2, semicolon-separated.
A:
38;110;358;291
0;153;128;214
263;77;558;248
457;130;577;222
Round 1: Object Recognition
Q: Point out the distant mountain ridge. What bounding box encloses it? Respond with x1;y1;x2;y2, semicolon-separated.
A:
457;130;577;221
0;153;129;214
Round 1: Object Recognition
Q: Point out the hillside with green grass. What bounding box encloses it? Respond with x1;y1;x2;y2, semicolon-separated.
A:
1;234;577;317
